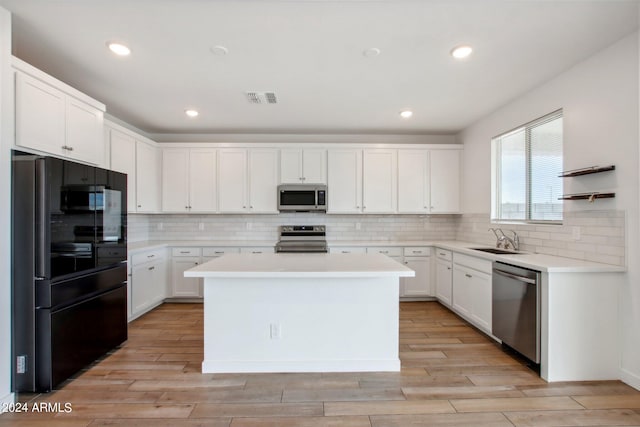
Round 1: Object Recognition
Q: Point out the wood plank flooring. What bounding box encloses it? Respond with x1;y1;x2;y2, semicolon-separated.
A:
2;301;640;426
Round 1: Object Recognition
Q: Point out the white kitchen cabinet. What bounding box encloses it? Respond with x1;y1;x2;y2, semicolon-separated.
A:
362;149;397;213
327;149;362;213
218;148;278;213
401;246;432;297
280;148;326;184
329;247;367;254
108;128;137;212
435;249;453;307
135;141;160;212
171;247;203;298
452;253;492;333
429;149;461;213
65;96;104;164
129;247;167;321
15;71;104;165
398;149;461;214
162;148;217;213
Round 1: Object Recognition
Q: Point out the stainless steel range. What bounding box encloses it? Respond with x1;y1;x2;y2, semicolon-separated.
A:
275;225;327;253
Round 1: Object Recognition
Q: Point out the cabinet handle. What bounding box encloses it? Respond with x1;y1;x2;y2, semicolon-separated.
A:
214;251;224;254
439;252;446;256
465;273;472;278
380;251;388;254
147;254;155;258
250;206;253;209
412;251;421;254
404;261;408;265
195;262;199;265
67;146;73;151
148;266;155;271
252;251;261;254
447;267;451;270
243;206;246;209
180;251;190;254
137;205;142;208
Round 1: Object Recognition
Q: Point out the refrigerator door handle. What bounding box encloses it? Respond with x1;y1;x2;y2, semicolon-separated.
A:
35;158;48;278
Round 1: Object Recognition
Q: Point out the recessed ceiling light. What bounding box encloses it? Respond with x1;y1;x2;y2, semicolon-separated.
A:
450;45;473;59
400;110;413;119
107;42;131;56
363;47;381;58
210;45;229;56
185;109;199;118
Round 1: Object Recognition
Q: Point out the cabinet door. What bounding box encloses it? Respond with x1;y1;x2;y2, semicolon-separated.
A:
248;149;279;213
189;149;218;213
452;265;472;318
398;150;428;213
327;149;362;213
65;96;103;164
280;149;302;183
162;149;190;212
363;149;397;213
302;149;327;183
470;271;492;333
430;150;461;213
402;256;431;297
136;141;160;212
172;258;202;297
218;149;248;213
130;261;164;317
109;129;137;212
435;259;453;306
15;72;66;156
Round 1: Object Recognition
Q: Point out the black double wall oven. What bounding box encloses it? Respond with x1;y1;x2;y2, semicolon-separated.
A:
12;151;128;392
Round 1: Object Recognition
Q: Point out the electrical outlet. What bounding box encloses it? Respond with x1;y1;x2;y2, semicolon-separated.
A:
572;227;581;240
16;355;26;374
270;323;281;339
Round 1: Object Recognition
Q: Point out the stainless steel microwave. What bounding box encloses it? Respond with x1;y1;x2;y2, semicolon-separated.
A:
278;184;327;212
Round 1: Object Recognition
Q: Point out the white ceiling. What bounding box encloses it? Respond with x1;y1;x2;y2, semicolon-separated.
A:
0;0;638;136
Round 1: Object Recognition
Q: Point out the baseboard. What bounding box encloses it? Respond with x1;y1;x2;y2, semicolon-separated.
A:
202;359;401;374
620;367;640;391
0;392;15;413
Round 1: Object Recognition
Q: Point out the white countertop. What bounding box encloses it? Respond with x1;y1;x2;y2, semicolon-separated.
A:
129;239;626;274
184;253;416;278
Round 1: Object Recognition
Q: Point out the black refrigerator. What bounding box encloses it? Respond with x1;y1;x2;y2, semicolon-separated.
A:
12;151;128;392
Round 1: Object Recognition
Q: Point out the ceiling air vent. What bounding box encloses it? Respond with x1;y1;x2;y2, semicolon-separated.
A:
245;91;278;104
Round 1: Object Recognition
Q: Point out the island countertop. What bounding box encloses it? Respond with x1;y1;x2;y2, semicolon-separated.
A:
185;252;415;278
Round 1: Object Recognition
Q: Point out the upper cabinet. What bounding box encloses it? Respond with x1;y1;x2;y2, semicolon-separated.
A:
327;149;397;214
219;148;279;214
108;128;137;212
162;148;217;213
362;149;397;213
135;141;161;213
14;62;105;165
398;148;461;214
280;148;327;184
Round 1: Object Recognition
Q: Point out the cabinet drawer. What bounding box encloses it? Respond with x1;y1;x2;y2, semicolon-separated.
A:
172;247;202;257
131;248;166;265
367;247;402;257
240;247;274;254
329;247;366;254
202;247;240;257
453;252;492;274
435;248;452;261
404;247;431;257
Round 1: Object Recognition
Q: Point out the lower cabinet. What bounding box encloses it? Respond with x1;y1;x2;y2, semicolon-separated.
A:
451;253;492;333
435;249;453;307
365;246;432;299
129;247;167;321
171;247;203;298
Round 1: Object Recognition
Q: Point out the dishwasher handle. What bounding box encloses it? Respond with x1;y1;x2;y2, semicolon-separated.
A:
493;268;537;285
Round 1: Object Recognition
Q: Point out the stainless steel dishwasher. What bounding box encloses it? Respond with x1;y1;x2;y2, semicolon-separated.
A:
492;262;541;364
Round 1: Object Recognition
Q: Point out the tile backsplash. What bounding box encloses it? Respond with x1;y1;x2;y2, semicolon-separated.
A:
456;211;626;266
128;209;626;266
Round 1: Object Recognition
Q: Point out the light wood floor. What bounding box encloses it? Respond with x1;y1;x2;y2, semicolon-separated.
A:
2;302;640;426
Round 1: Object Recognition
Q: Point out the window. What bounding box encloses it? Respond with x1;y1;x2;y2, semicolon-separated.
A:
492;110;563;223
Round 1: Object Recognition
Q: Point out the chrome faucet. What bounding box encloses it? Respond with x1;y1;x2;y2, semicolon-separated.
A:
502;230;520;251
489;228;519;251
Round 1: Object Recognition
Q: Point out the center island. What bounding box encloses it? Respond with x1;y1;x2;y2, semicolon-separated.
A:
185;252;415;374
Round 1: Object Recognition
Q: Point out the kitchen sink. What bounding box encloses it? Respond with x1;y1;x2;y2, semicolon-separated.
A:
470;247;524;255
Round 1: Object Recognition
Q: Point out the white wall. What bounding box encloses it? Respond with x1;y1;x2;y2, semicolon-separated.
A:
457;32;640;388
0;6;13;408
